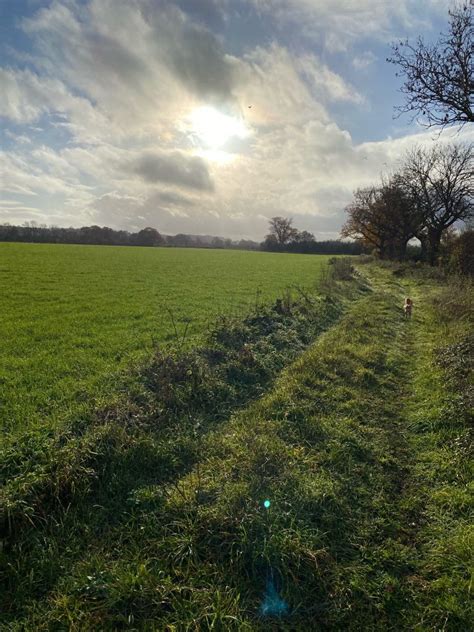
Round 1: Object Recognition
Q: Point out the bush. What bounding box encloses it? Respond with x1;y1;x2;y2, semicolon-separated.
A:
328;257;354;280
436;334;473;408
443;230;474;277
357;254;375;264
430;279;474;326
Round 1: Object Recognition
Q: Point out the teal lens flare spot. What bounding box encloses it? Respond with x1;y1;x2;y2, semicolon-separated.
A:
263;500;271;509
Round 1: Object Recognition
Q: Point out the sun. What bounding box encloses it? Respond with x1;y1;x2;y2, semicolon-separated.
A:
190;106;249;149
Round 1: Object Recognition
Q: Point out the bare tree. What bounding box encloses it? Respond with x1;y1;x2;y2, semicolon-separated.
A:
341;178;420;260
401;143;473;264
341;188;389;256
380;174;424;258
388;2;473;128
266;217;299;245
292;230;315;243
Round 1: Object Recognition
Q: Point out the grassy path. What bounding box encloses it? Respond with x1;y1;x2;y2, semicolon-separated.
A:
3;264;472;630
325;265;473;631
392;273;473;631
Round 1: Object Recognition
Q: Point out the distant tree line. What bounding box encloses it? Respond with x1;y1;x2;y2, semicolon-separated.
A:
0;223;164;247
0;222;262;250
0;220;360;254
272;240;364;255
260;216;364;255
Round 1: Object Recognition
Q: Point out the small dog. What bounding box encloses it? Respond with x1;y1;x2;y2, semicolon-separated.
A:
403;297;413;319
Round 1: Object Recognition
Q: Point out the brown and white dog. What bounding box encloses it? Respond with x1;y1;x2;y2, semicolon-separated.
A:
403;297;413;318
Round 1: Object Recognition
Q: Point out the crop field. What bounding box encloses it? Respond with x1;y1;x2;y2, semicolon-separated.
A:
0;243;330;435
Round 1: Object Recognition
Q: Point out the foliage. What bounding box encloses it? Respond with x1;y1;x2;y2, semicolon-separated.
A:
341;177;418;259
441;229;474;276
388;2;474;128
430;276;474;325
327;256;355;280
263;237;364;255
261;217;364;254
0;222;165;247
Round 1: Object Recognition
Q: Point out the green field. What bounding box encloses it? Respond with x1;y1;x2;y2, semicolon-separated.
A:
0;243;329;434
3;261;472;630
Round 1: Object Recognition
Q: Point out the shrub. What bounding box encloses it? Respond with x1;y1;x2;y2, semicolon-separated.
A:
357;254;375;264
443;230;474;277
328;257;354;280
430;279;474;326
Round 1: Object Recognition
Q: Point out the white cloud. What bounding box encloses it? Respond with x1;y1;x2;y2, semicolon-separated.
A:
352;51;377;71
298;54;364;104
19;0;237;141
251;0;450;50
235;45;330;128
0;67;109;142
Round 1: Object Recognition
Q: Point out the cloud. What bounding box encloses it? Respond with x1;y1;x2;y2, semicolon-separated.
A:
0;67;109;142
0;150;86;198
352;51;377;70
161;12;236;102
126;150;214;191
0;68;44;122
19;0;239;142
152;190;196;207
91;192;146;227
298;54;364;104
250;0;450;51
234;45;329;127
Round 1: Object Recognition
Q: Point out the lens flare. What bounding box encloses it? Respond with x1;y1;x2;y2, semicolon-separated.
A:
260;578;289;617
263;499;271;509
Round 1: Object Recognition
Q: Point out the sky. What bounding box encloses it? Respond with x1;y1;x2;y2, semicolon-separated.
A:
1;0;473;240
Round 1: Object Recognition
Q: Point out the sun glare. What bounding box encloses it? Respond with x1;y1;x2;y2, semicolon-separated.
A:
190;106;249;149
194;149;237;164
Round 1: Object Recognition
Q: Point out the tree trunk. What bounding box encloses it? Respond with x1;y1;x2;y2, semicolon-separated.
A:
417;234;429;262
396;238;409;261
427;227;442;266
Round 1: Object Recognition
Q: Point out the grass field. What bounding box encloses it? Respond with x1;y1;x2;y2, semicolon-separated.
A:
2;262;472;630
0;243;330;434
